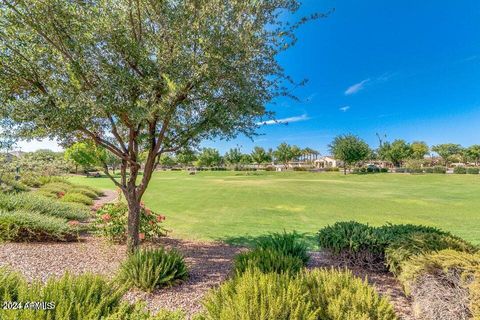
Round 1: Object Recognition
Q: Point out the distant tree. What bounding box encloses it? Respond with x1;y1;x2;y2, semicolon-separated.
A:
0;119;17;182
302;147;319;162
224;148;243;167
378;139;412;167
197;148;222;167
411;141;429;160
103;151;122;175
250;146;272;165
175;149;197;168
64;142;103;174
329;134;370;175
274;143;301;168
432;144;463;166
240;154;252;165
464;145;480;165
159;154;176;167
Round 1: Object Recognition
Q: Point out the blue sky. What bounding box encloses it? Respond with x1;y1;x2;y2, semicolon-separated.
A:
19;0;480;154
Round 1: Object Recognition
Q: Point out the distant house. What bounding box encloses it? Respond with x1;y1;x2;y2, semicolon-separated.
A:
314;156;340;168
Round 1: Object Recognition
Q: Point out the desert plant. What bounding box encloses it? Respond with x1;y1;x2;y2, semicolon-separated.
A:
0;193;90;220
256;231;309;264
234;248;303;275
0;266;26;302
118;247;188;292
385;232;478;275
94;202;167;243
0;210;77;242
60;192;93;206
398;250;480;320
200;268;397;320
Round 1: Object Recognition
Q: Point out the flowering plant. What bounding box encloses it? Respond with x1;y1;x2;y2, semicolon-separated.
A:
94;201;168;243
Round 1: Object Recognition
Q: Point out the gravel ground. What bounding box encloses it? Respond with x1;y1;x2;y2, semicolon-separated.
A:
0;192;413;319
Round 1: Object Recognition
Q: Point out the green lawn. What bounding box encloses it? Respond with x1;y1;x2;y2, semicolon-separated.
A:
70;171;480;246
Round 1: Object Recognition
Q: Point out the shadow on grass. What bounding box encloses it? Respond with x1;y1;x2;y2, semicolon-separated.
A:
215;231;319;250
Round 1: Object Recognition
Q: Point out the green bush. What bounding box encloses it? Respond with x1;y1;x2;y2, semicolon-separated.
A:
256;231;309;264
433;166;447;174
60;192;93;205
380;167;389;173
38;181;103;200
0;267;26;301
0;179;29;193
453;166;467;174
293;166;308;171
324;167;340;172
118;247;188;292
200;268;397;320
467;167;480;174
69;187;99;199
104;303;186;320
318;221;449;269
0;272;127;320
0;193;90;220
0;210;77;242
398;250;480;320
385;232;478;275
94;202;167;243
38;176;70;185
234;248;303;275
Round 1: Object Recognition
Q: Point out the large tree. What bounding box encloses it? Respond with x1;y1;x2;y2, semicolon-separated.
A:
273;142;301;168
378;139;412;167
0;0;319;251
329;134;370;175
410;141;429;160
432;144;463;166
250;146;272;165
64;141;103;173
464;145;480;166
224;148;243;167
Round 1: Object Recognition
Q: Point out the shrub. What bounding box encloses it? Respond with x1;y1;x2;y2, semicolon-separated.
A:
38;176;70;185
467;167;480;174
0;179;29;193
234;248;303;275
433;166;447;174
118;247;188;292
293;166;308;171
104;303;186;320
318;221;449;269
399;250;480;320
19;175;43;188
256;231;309;264
68;187;99;199
318;221;384;267
0;272;127;320
453;166;467;174
0;210;77;242
380;167;389;173
394;167;407;173
0;266;26;301
324;167;340;172
60;192;93;205
0;193;90;220
94;202;167;243
200;268;397;320
385;232;478;275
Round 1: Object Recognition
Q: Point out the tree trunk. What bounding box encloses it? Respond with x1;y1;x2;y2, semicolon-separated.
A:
126;192;140;253
344;166;347;175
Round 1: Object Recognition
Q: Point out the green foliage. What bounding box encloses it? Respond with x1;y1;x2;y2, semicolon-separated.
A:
0;193;90;220
378;139;413;167
197;148;223;167
60;192;93;206
385;232;478;275
64;141;104;172
94;202;167;243
273;143;302;166
467;167;480;174
200;268;397;320
318;221;449;268
432;143;464;165
453;166;467;174
0;179;29;194
424;166;447;174
0;267;25;301
234;248;303;275
0;210;76;242
104;303;186;320
410;141;430;159
256;231;310;264
0;272;127;320
250;146;272;165
329;134;370;172
118;248;188;292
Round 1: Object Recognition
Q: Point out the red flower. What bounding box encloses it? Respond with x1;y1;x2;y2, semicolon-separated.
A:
149;220;155;225
156;215;166;222
68;220;80;227
139;233;145;240
101;214;111;222
140;201;145;208
144;208;152;216
58;191;65;198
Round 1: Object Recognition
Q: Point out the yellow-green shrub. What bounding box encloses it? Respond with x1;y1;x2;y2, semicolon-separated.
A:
234;248;303;275
60;192;93;205
200;268;397;320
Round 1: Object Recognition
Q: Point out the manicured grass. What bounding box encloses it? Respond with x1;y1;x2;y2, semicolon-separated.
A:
69;171;480;246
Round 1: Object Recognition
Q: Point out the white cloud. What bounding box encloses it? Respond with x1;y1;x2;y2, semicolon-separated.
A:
258;114;310;126
339;105;350;112
15;139;63;152
344;79;370;95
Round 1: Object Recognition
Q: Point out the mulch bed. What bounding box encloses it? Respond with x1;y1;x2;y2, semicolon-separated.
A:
0;192;414;319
